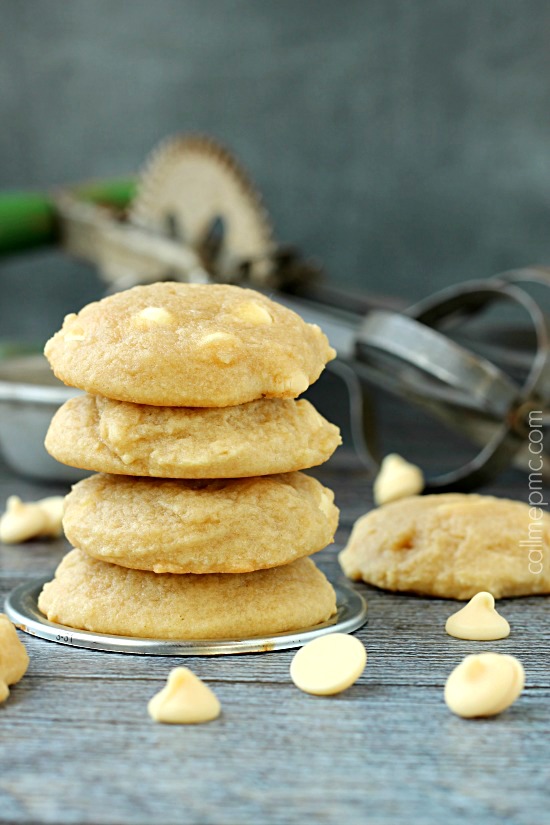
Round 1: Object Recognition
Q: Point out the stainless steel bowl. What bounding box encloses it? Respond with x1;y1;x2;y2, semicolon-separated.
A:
0;354;86;482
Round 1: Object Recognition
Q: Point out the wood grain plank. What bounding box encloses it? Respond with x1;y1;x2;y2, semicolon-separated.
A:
1;679;548;825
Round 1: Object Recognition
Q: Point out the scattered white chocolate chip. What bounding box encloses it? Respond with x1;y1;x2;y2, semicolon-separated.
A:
133;306;174;328
446;592;510;641
232;301;273;325
444;653;524;718
373;453;424;506
0;496;49;544
148;667;221;724
36;496;65;538
0;495;65;544
0;614;29;703
290;633;367;696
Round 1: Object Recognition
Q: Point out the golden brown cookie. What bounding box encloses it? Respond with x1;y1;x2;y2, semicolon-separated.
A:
38;550;337;639
63;471;339;573
44;283;335;406
339;494;550;599
45;393;341;478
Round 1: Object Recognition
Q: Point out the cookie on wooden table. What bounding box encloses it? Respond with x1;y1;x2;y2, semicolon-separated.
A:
63;471;339;574
38;550;337;640
44;283;335;407
45;394;341;478
339;493;550;599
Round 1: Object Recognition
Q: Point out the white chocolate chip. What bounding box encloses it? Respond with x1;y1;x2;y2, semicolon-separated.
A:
0;614;29;702
444;653;524;718
200;331;236;345
318;489;334;519
0;495;65;544
446;592;510;641
37;496;65;538
133;307;174;328
373;454;424;506
232;301;273;325
0;497;49;544
274;372;310;396
290;372;309;395
198;331;240;364
63;315;86;342
290;633;367;696
148;667;221;724
308;323;336;358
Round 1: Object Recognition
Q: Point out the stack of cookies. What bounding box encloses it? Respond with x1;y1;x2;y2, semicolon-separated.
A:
39;283;342;640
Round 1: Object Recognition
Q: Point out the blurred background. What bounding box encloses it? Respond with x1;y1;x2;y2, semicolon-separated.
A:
1;0;550;345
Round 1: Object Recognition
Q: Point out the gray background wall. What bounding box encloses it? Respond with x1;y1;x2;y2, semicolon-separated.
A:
1;0;550;344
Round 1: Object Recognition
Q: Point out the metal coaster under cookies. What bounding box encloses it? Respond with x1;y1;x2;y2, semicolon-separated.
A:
5;578;368;656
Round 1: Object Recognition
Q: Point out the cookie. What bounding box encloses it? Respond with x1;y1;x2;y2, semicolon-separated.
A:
63;471;339;574
45;393;341;478
44;283;335;406
339;494;550;599
38;549;337;639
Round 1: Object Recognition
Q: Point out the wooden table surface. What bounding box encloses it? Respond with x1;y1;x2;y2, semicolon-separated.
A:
0;402;548;825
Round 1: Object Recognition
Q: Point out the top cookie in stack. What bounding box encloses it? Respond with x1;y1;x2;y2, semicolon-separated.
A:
40;283;341;640
45;283;335;407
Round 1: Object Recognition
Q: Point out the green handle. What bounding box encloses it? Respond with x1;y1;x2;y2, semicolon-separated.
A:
70;178;137;210
0;179;137;255
0;192;57;253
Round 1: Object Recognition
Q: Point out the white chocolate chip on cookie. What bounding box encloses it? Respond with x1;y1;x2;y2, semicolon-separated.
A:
198;331;241;364
63;314;86;342
133;306;175;328
232;301;273;325
373;453;424;506
273;372;309;396
0;614;29;702
148;667;221;724
290;633;367;696
318;489;335;519
446;592;510;641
